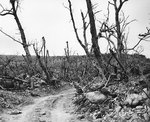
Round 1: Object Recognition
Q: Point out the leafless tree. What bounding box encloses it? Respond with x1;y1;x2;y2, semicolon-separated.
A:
98;0;130;59
96;0;138;75
85;0;107;81
127;27;150;52
33;37;53;84
68;0;107;82
67;0;137;82
67;0;90;57
0;0;32;66
109;0;150;54
111;0;128;57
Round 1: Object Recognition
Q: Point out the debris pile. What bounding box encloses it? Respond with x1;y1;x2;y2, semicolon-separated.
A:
73;76;150;122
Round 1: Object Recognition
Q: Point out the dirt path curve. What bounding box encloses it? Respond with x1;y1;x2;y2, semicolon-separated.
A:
1;89;88;122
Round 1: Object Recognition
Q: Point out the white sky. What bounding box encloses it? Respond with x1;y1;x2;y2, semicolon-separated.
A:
0;0;150;57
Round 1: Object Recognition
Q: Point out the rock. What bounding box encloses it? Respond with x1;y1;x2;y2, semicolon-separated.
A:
132;98;140;106
90;83;104;91
124;93;144;107
85;91;107;103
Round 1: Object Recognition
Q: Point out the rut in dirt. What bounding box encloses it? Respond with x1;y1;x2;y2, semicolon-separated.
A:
1;89;88;122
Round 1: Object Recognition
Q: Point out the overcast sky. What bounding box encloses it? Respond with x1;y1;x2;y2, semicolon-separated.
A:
0;0;150;57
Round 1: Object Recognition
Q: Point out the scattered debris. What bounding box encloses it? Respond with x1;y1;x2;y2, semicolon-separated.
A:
73;75;150;122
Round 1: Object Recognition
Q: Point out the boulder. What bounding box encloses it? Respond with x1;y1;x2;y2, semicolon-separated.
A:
85;91;107;103
124;93;147;107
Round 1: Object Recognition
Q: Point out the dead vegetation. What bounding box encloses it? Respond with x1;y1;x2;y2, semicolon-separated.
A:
0;0;150;122
70;55;150;122
66;0;150;121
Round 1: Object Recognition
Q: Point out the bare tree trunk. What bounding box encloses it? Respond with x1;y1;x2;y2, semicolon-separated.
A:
112;0;128;60
68;0;106;80
33;45;52;84
68;0;90;57
115;7;123;60
11;2;32;64
0;0;32;68
86;0;106;81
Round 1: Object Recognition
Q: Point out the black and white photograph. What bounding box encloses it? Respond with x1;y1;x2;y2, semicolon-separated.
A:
0;0;150;121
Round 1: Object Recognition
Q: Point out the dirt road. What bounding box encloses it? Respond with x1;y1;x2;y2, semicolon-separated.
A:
1;89;88;122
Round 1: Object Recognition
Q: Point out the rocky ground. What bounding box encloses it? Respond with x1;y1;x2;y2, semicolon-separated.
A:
0;75;150;122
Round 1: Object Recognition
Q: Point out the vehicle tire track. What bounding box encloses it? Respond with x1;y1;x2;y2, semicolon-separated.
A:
1;89;88;122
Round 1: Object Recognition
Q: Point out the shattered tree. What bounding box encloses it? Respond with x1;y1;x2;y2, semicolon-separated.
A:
68;0;106;81
0;0;32;67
